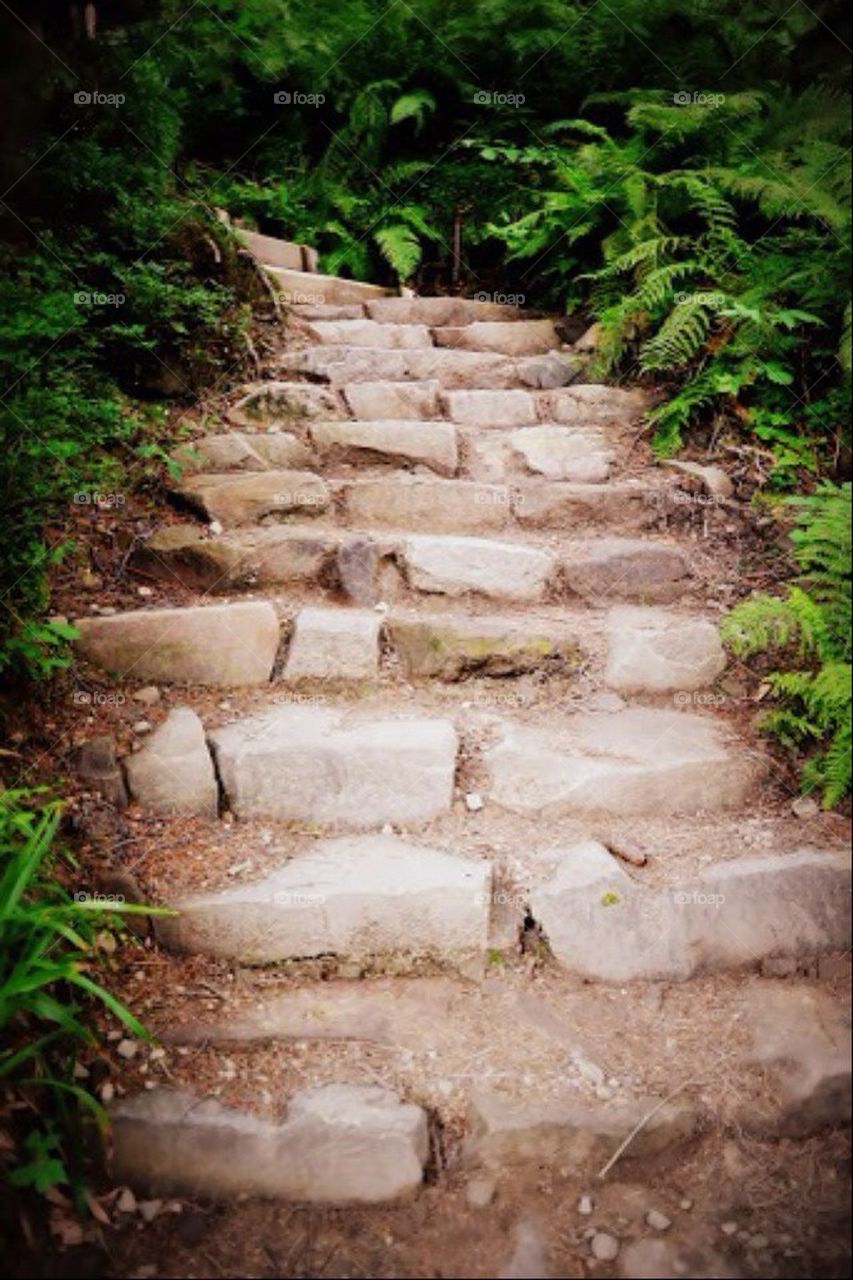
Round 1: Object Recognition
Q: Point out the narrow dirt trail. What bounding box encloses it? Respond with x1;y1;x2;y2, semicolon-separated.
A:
67;240;851;1278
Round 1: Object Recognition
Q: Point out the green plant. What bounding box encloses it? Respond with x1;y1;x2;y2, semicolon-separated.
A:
723;483;852;806
0;788;154;1190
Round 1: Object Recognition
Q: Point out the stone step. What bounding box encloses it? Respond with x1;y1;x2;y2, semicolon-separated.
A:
110;1083;428;1203
443;385;647;427
278;346;579;390
343;379;442;420
433;319;561;356
229;381;343;426
172;470;330;526
306;319;434;349
73;601;280;686
365;296;525;326
171;431;313;474
309;419;458;476
264;266;391;306
563;537;691;602
541;384;649;425
483;707;765;817
131;523;340;592
283;606;381;683
387;611;581;680
465;425;613;484
157;833;490;971
236;227;316;273
340;476;514;534
285;302;365;320
400;534;557;602
514;479;663;531
209;706;457;824
604;605;726;693
125;708;218;818
529;840;850;982
443;389;538;427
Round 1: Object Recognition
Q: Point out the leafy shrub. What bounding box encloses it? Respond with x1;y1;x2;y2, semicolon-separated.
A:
723;483;852;806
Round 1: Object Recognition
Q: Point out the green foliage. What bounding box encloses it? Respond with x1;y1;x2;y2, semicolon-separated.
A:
723;484;852;806
0;788;158;1189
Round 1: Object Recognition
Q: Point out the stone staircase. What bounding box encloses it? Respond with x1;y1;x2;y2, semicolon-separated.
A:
71;238;850;1264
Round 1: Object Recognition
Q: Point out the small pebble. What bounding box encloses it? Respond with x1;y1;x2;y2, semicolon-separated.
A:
791;795;819;819
721;1221;738;1236
137;586;154;598
117;1187;137;1214
209;520;223;535
99;1081;115;1102
591;1232;620;1262
116;1039;138;1060
132;720;152;735
465;792;484;812
646;1209;672;1231
577;1195;594;1216
680;1198;693;1211
138;1199;163;1223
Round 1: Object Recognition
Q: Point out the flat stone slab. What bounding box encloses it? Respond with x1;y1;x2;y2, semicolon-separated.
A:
265;266;390;306
484;707;763;817
174;470;329;526
284;346;517;389
307;318;433;349
442;389;538;427
132;525;338;591
74;602;279;687
388;612;581;679
738;982;851;1137
366;297;523;325
540;384;649;425
605;606;726;693
111;1083;427;1203
514;481;657;529
564;538;691;602
530;841;850;982
172;431;313;473
230;381;342;424
284;606;380;682
124;708;218;817
343;379;442;420
433;319;560;356
342;476;512;533
402;535;556;601
508;425;613;482
209;706;457;825
236;228;311;271
310;419;458;475
464;1088;701;1170
158;834;490;970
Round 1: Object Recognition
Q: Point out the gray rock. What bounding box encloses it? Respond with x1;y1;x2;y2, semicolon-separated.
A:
387;612;580;680
343;379;442;420
73;735;128;807
308;318;433;349
229;380;342;425
366;296;522;326
158;834;490;972
564;538;691;603
284;607;380;682
173;470;329;527
171;431;313;474
509;425;613;482
442;389;538;427
111;1083;427;1203
591;1233;620;1262
209;705;456;825
402;535;556;602
434;319;560;356
124;709;218;817
311;419;458;475
75;602;280;687
541;384;649;426
342;476;512;534
605;606;726;693
662;459;734;499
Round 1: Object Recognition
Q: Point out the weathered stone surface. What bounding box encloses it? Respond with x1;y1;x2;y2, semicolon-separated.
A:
75;602;279;687
288;303;365;321
209;706;457;824
402;535;556;601
172;431;312;474
540;384;649;425
236;228;308;271
230;381;342;425
530;843;849;982
159;834;490;971
516;351;585;388
308;319;433;349
310;419;458;475
739;982;852;1137
662;458;734;499
284;607;380;682
265;266;390;306
342;476;511;533
514;481;656;529
442;389;537;427
73;735;127;807
508;425;613;482
485;708;763;819
284;346;517;389
174;470;329;526
403;349;522;388
132;525;338;592
464;1088;700;1169
564;538;691;602
433;319;560;356
366;296;522;326
111;1083;427;1203
605;606;726;693
124;709;218;817
388;613;580;679
344;379;442;420
336;536;387;605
